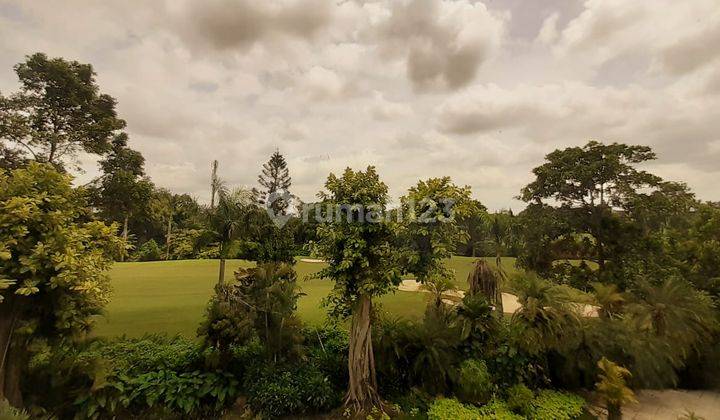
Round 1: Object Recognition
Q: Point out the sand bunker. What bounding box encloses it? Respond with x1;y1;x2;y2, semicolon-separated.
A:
397;279;598;316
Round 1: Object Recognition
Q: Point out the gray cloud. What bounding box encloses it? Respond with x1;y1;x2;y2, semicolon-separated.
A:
2;0;720;210
175;0;333;52
375;0;504;91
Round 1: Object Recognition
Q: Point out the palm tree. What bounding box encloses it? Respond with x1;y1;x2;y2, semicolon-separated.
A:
511;273;580;354
456;293;499;356
467;259;504;312
595;357;636;420
235;262;305;361
628;277;717;352
409;310;459;394
591;282;626;319
204;187;253;284
420;275;456;311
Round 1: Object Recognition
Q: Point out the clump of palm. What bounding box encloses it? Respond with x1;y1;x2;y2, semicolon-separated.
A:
235;262;306;361
628;276;718;356
467;259;504;312
420;274;457;312
592;282;626;319
456;293;500;356
407;310;460;394
595;357;636;420
374;314;414;391
510;273;581;354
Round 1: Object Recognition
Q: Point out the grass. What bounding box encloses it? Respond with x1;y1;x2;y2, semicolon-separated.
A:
94;256;520;338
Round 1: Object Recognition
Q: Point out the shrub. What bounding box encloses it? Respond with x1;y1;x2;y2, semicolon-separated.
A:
427;398;481;420
529;390;585;420
96;335;200;375
244;364;341;417
74;370;239;418
505;384;534;415
304;324;349;388
476;399;525;419
135;239;162;261
457;359;494;405
0;399;29;420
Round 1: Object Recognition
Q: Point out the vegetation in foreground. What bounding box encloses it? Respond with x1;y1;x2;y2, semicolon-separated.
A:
1;53;719;418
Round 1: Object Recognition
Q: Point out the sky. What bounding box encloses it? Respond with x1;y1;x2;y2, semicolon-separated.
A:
1;0;719;211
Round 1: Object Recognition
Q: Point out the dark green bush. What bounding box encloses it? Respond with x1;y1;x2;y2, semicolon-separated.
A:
304;323;349;388
505;384;534;416
96;334;201;375
457;359;494;405
244;363;341;417
135;239;162;261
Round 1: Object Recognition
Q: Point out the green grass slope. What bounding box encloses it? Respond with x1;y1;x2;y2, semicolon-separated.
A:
94;256;520;338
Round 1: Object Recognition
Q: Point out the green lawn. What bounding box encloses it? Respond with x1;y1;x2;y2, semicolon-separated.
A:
94;256;521;338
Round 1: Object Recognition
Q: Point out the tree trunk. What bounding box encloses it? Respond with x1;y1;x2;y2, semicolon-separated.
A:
0;295;23;407
607;403;622;420
345;295;380;415
121;214;129;262
165;218;172;260
218;258;226;285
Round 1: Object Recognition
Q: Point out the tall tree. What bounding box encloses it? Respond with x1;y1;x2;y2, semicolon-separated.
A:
203;188;253;284
0;53;125;169
456;199;489;257
91;133;152;260
0;163;123;406
257;150;292;215
400;177;472;283
314;167;402;414
209;160;223;211
520;141;672;287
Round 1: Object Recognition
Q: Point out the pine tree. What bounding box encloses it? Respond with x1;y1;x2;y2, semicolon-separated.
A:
257;150;292;215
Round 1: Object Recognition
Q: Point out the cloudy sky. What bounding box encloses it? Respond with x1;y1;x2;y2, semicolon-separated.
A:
1;0;719;210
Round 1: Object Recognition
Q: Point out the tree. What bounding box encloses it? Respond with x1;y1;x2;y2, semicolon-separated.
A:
257;150;292;215
467;259;503;312
203;188;253;284
0;142;25;171
510;274;580;355
595;358;636;420
209;160;223;211
0;163;123;406
628;277;717;352
0;53;125;169
233;263;305;361
314;167;402;414
198;262;304;363
520;141;671;287
401;177;472;283
91;133;153;260
455;199;489;257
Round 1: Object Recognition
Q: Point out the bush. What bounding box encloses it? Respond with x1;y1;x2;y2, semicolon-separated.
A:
74;370;239;418
529;390;585;420
304;324;349;388
135;239;162;261
96;335;201;375
245;363;341;417
476;399;525;419
457;359;494;405
427;398;481;420
0;399;29;420
505;384;534;415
